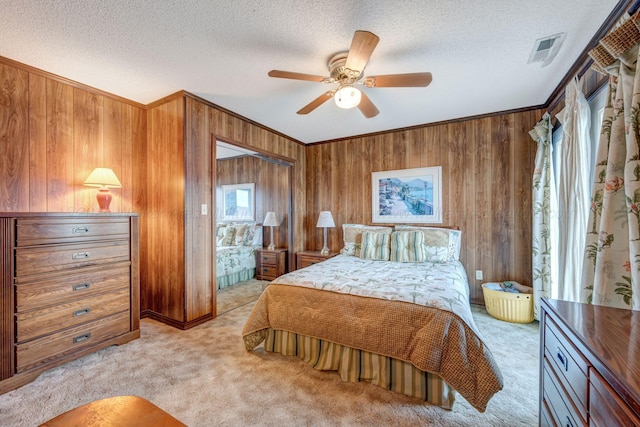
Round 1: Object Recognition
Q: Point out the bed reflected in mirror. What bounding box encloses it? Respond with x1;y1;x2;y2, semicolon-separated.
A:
215;139;293;316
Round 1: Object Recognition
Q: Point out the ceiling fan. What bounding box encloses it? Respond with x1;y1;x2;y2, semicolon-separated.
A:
268;30;432;118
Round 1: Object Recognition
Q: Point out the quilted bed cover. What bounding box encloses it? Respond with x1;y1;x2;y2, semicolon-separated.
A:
242;254;503;412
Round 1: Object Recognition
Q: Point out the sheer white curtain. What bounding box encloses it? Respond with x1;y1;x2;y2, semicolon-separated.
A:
555;78;592;302
530;113;558;319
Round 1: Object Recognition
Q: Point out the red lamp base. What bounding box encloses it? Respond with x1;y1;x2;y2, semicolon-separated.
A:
96;189;113;212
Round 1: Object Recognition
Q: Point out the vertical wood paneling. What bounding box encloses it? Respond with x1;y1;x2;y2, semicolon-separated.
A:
28;73;47;211
0;63;29;211
306;110;541;304
0;60;143;215
185;97;213;321
73;88;103;212
46;80;74;212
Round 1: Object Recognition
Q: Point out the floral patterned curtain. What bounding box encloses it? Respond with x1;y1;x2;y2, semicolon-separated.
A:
583;13;640;309
530;113;558;319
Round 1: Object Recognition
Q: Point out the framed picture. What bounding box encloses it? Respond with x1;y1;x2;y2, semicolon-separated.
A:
372;166;442;224
222;183;255;221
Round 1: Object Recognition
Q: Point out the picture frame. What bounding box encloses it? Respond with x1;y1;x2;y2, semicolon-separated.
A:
372;166;442;224
222;183;255;221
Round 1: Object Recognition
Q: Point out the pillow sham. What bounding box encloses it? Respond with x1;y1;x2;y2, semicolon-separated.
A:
389;230;426;262
394;225;462;261
219;225;237;246
359;231;391;261
341;224;393;257
232;223;250;246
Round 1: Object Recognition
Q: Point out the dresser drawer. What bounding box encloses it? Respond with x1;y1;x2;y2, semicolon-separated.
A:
15;240;130;277
16;312;131;373
543;365;585;427
15;264;131;312
544;317;588;418
16;218;130;246
590;368;640;427
16;288;130;342
260;266;278;279
261;251;278;265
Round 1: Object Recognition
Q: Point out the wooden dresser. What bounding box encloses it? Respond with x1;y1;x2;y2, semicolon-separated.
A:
0;213;140;394
540;298;640;426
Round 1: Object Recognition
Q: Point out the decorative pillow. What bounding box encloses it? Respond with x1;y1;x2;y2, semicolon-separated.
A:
220;225;236;246
232;223;249;246
242;223;256;246
359;231;391;261
394;226;462;261
251;225;263;246
389;231;426;262
341;224;393;257
216;223;227;239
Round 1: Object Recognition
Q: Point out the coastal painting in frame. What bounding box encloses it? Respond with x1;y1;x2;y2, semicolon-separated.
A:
372;166;442;224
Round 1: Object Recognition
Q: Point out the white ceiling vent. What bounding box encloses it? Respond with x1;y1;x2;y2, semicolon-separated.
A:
528;33;566;67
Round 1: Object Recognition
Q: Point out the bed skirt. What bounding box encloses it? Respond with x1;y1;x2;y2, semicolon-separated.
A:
264;328;456;410
217;267;255;290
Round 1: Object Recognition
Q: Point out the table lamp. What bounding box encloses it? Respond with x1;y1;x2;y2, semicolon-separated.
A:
83;168;122;212
316;211;335;255
263;211;280;250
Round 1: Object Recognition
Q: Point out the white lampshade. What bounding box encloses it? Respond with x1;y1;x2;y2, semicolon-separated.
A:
263;212;280;226
83;168;122;188
334;85;361;109
316;211;335;228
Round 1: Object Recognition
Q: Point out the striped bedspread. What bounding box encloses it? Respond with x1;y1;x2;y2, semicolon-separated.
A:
242;255;503;412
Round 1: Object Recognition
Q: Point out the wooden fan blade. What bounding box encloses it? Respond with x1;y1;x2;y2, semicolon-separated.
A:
357;92;379;118
268;70;326;82
297;91;334;114
344;31;380;73
365;72;432;88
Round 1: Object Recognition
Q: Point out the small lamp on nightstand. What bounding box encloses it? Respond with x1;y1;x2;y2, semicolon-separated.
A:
263;211;280;251
83;168;122;212
316;211;335;256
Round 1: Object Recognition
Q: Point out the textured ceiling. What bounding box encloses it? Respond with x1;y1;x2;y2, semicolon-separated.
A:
0;0;622;143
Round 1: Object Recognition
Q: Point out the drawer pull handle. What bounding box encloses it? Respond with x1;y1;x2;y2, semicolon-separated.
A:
72;252;90;260
565;416;574;427
73;308;91;317
72;227;89;234
72;282;91;291
556;348;569;371
73;333;91;343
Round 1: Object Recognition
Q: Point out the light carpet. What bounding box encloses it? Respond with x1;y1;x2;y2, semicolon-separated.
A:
217;279;269;315
0;301;539;426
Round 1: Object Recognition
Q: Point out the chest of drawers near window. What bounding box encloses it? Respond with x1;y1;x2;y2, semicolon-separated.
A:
0;214;140;394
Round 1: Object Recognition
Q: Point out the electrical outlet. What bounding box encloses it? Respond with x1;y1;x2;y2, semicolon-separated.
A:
475;270;483;280
201;204;208;215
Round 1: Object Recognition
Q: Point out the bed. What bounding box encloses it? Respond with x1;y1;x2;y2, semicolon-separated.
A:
242;224;503;412
216;222;262;290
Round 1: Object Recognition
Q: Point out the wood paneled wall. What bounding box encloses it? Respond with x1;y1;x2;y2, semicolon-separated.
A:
216;155;291;249
305;109;543;304
0;58;146;214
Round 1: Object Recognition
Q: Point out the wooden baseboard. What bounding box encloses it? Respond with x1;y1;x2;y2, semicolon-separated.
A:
140;310;213;330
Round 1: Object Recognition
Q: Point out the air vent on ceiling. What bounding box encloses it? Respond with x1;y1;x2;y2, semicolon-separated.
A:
528;33;566;67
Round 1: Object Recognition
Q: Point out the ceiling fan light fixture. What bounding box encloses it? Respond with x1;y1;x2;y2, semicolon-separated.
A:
334;85;361;109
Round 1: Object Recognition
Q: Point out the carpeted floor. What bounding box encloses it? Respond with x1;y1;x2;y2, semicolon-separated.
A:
217;279;269;315
0;296;539;426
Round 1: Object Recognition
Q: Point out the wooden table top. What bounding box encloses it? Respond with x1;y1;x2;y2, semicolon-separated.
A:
39;395;186;427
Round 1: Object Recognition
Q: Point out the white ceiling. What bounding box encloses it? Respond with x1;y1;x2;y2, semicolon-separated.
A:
0;1;622;144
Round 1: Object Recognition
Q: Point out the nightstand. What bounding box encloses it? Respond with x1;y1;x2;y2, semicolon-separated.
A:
255;248;288;280
296;251;338;270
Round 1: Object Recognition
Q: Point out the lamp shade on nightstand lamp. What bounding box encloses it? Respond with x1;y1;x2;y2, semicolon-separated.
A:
316;211;335;255
83;168;122;212
263;211;280;251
